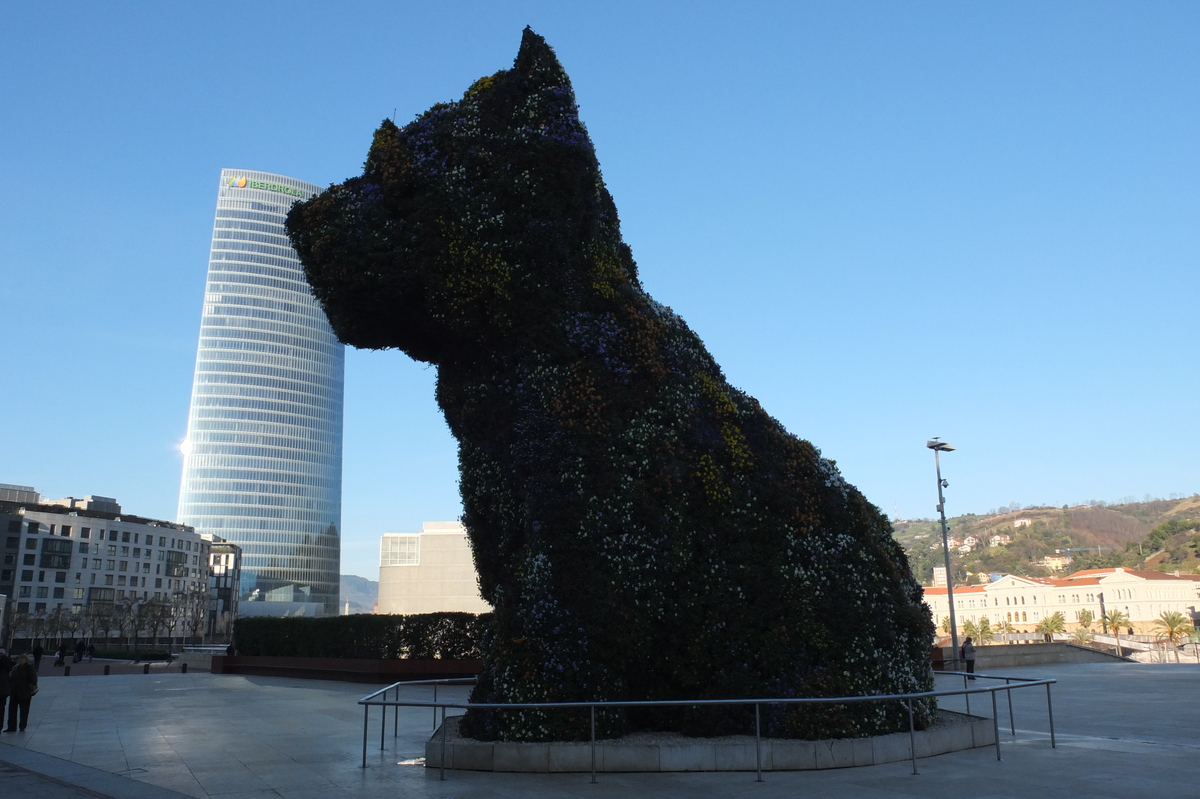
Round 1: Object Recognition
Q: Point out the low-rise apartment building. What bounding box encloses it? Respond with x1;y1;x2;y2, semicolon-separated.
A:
2;494;209;616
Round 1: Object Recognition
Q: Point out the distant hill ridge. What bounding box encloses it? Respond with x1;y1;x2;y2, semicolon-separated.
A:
339;574;379;613
895;495;1200;584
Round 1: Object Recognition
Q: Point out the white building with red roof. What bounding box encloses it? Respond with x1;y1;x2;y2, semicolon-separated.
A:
923;568;1200;634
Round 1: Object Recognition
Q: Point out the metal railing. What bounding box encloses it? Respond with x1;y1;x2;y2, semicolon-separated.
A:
358;670;1057;782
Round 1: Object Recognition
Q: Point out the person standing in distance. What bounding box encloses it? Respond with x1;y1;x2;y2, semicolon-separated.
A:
960;636;977;680
5;653;37;732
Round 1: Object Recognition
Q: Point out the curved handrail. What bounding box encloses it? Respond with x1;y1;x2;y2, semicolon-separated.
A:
356;669;1058;780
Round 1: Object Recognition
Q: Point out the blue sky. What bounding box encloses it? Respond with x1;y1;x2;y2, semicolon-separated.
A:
2;2;1196;579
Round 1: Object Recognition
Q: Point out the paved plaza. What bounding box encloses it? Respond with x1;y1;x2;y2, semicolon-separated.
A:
1;661;1197;799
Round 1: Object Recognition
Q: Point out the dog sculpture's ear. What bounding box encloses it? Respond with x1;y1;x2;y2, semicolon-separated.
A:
514;26;568;84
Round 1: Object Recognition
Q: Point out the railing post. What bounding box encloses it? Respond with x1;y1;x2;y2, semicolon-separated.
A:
381;692;387;750
433;683;439;730
590;705;597;784
754;703;763;782
394;686;399;738
362;703;369;768
991;690;1001;761
1005;679;1015;736
906;698;918;775
440;705;448;780
963;674;971;715
1046;683;1056;748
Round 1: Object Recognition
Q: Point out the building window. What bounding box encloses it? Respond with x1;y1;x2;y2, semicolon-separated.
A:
92;558;101;569
5;536;18;548
133;548;141;558
105;575;114;585
73;588;84;599
122;531;131;543
81;527;90;539
34;602;46;613
108;531;117;542
7;521;19;533
118;576;126;586
119;561;128;572
0;569;9;580
27;523;39;535
120;546;129;556
107;545;117;556
90;574;96;585
55;572;66;583
79;542;90;554
155;578;162;588
23;554;35;566
2;554;12;565
26;538;37;549
61;525;71;537
36;586;48;598
106;560;115;570
381;535;420;566
75;573;81;584
18;586;30;597
21;570;33;581
53;587;64;599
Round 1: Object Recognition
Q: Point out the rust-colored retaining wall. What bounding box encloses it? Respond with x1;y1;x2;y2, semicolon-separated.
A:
211;655;481;683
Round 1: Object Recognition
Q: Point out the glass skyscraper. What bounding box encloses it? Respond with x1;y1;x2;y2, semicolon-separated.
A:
178;169;344;617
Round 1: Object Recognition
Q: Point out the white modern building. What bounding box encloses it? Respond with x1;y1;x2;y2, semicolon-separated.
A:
177;169;344;617
378;522;491;615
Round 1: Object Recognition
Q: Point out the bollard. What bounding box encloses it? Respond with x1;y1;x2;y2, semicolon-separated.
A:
182;662;188;674
104;664;110;675
144;663;150;674
64;666;70;677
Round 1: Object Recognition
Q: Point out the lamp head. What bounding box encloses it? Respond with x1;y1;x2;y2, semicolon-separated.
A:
927;437;956;452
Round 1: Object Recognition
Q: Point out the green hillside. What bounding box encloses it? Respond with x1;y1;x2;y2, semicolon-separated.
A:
894;495;1200;585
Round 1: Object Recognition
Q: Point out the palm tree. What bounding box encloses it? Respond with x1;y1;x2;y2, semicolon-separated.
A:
997;619;1016;643
1103;609;1130;656
1077;608;1094;632
941;616;952;636
962;619;979;641
976;617;996;644
1153;611;1195;663
1070;628;1094;645
1036;611;1066;642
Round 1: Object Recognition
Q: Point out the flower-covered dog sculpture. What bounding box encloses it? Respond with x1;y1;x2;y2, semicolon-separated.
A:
288;29;933;741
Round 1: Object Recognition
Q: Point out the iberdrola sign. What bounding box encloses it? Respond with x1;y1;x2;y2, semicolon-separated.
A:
226;176;305;197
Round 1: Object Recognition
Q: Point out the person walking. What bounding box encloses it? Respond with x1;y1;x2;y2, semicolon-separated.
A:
0;647;13;729
31;643;43;673
74;641;85;664
54;644;66;668
5;653;38;732
86;643;95;663
960;636;977;680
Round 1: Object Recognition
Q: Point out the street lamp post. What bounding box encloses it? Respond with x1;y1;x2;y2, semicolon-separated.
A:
927;437;959;668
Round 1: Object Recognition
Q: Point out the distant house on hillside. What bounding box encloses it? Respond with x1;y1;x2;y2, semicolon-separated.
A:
1013;519;1032;529
1037;555;1073;572
990;534;1012;547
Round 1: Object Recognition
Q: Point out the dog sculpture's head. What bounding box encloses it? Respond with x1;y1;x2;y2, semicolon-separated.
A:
288;28;640;364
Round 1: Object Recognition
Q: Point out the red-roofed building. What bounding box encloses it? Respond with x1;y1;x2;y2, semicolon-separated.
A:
922;568;1200;634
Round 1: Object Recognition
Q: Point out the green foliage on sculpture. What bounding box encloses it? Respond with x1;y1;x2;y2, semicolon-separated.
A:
287;28;935;742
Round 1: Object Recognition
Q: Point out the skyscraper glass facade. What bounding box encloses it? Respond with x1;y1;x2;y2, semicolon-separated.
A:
178;169;343;616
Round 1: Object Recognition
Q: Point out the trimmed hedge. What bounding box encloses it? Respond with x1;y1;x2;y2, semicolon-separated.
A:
232;612;491;659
